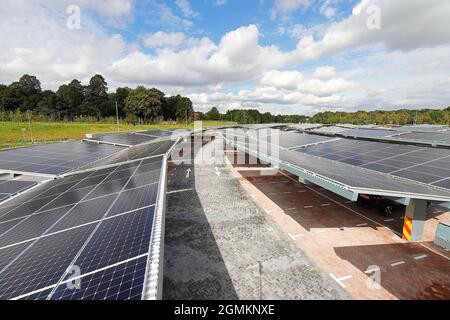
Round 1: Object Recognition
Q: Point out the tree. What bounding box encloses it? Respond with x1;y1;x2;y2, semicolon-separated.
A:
124;86;163;122
163;95;179;121
204;107;221;121
81;74;109;118
1;75;42;112
56;79;85;119
174;96;194;121
36;90;59;119
114;87;131;118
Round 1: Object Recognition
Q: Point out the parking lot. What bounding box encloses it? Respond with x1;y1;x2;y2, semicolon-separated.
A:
227;149;450;300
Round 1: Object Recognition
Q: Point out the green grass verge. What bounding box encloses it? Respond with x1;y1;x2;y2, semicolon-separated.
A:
0;121;236;150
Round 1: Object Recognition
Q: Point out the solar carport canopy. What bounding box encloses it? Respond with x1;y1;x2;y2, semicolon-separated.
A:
391;131;450;145
87;132;157;146
87;129;189;147
0;141;124;175
0;180;37;203
245;128;338;149
222;128;450;202
0;155;165;300
295;139;450;190
80;139;177;170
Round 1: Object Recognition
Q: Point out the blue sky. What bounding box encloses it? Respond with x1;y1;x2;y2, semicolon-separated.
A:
1;0;450;115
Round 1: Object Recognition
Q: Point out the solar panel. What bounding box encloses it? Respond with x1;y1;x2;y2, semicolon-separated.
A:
294;138;450;189
339;128;396;138
80;140;177;170
0;180;37;201
136;129;176;138
394;125;449;132
0;142;124;176
226;128;336;149
0;150;166;300
391;131;450;144
222;128;450;200
50;256;148;300
311;126;349;134
87;133;156;146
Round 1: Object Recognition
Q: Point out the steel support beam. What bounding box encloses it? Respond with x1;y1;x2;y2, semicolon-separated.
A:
402;199;428;241
386;196;411;206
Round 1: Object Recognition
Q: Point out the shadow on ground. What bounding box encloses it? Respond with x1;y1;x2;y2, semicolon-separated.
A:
163;133;239;300
334;242;450;299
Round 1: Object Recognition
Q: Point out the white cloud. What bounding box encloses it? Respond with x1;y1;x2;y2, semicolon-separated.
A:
271;0;311;20
175;0;199;18
291;0;450;61
213;0;228;6
313;66;336;80
0;0;127;88
1;0;450;115
273;0;311;13
188;68;359;114
40;0;133;27
260;69;357;97
143;31;186;48
320;6;336;19
109;25;287;87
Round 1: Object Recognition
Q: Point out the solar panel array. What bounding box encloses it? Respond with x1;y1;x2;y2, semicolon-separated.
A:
294;139;450;189
0;155;164;300
80;139;178;170
338;128;396;138
391;131;450;144
87;132;157;146
87;129;188;147
393;125;449;132
0;180;37;203
310;126;350;135
222;128;450;200
233;128;336;149
0;141;124;176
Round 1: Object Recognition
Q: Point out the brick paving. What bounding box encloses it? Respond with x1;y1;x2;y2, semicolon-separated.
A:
163;135;348;300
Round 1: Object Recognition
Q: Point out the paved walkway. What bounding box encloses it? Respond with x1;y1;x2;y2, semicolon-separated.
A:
163;135;348;300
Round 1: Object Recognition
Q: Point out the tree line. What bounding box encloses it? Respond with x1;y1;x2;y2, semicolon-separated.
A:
1;74;449;126
200;107;307;124
0;74;194;124
310;109;450;125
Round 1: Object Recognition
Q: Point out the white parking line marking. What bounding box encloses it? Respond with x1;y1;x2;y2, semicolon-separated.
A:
278;171;450;261
297;190;307;193
414;254;427;260
285;207;297;211
330;273;352;288
384;218;395;222
313;229;326;234
304;205;314;209
391;261;405;267
356;223;368;227
288;233;303;240
320;203;331;207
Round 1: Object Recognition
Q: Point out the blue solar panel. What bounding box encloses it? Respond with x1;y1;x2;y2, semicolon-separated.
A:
295;138;450;188
64;207;154;276
0;141;124;175
0;224;96;300
0;130;173;300
50;256;148;300
0;152;166;300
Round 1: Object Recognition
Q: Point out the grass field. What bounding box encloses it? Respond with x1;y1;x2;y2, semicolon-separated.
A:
0;121;236;150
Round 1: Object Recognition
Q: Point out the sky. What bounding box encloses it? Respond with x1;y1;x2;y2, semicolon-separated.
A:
1;0;450;115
